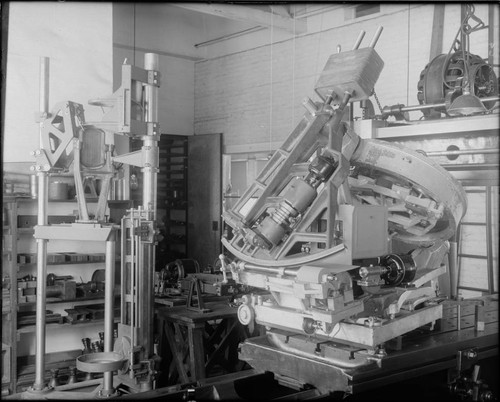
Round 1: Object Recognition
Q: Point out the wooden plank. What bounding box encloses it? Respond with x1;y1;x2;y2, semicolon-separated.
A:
429;4;445;60
188;327;206;380
164;322;189;384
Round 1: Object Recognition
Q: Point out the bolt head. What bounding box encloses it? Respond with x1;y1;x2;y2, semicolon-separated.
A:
466;350;477;359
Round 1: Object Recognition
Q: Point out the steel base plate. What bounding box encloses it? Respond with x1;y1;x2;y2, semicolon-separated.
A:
239;335;377;394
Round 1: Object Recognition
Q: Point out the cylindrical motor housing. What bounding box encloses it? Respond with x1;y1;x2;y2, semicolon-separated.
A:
255;178;317;248
305;154;338;188
380;253;416;286
253;153;338;249
281;178;317;215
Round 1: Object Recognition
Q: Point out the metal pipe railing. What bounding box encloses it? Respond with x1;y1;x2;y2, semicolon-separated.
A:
382;95;499;116
425;148;499;157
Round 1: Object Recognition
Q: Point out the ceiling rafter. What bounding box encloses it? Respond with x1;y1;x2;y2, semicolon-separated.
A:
172;3;306;34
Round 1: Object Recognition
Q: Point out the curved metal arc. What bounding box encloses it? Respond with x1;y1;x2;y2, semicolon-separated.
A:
351;139;467;245
222;237;345;268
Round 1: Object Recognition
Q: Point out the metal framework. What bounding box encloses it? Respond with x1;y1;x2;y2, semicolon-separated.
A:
27;52;161;397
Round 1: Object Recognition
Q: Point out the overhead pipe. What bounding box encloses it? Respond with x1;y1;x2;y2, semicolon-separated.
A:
381;95;499;117
425;148;499;157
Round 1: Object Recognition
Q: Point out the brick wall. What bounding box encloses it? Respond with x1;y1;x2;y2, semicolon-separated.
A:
194;4;498;153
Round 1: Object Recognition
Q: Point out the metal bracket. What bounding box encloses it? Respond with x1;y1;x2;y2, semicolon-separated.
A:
147;70;161;87
147;122;160;137
134;221;155;243
456;347;479;373
186;278;211;313
448;348;494;402
31;149;54;173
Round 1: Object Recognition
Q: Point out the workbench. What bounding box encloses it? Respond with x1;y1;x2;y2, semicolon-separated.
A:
154;294;230;307
156;301;247;386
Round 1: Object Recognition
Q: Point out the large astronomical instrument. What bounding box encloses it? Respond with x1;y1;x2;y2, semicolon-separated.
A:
349;139;467;246
221;28;470;394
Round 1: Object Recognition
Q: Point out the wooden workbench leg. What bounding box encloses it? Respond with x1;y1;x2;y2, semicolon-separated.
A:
158;318;165;356
165;322;190;384
188;326;206;381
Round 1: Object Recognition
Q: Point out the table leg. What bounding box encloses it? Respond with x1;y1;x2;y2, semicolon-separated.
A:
205;319;239;372
158;318;165;356
188;326;206;380
164;322;189;383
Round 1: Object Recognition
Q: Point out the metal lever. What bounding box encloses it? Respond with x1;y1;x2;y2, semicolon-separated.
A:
352;30;366;50
219;254;229;284
369;26;384;48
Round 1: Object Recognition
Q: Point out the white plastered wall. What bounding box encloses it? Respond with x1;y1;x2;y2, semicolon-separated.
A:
112;3;195;135
4;2;114;355
3;2;114;164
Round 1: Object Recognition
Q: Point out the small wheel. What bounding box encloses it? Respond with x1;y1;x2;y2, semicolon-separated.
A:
237;304;255;334
237;304;254;326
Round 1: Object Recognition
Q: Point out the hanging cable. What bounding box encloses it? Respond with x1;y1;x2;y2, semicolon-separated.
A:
444;4;486;91
269;10;274;155
133;3;136;66
314;11;325;83
291;8;296;131
406;5;411;106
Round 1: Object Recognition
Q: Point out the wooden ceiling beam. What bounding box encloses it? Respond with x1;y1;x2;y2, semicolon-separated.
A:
173;3;306;34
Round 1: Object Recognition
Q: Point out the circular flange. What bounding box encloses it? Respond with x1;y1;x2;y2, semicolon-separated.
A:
76;352;125;373
237;304;254;326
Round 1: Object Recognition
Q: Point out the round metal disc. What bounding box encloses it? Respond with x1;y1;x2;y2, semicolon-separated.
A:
76;352;124;373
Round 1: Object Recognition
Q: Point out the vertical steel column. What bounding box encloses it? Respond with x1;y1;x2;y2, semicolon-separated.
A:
449;239;459;299
120;218;127;324
32;56;50;392
140;53;159;359
485;186;493;294
143;53;159;214
33;173;49;391
39;57;49;144
102;231;116;395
